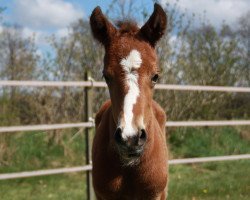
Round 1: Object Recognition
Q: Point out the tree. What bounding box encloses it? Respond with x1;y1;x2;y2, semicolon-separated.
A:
0;25;39;125
0;25;38;82
237;11;250;86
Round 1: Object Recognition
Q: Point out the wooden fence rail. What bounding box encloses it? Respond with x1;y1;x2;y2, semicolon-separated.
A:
0;154;249;180
1;80;250;92
1;120;250;133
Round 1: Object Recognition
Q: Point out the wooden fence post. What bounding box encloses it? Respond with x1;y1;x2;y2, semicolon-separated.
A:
84;70;95;200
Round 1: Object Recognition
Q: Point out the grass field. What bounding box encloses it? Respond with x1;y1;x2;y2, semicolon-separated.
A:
0;127;249;199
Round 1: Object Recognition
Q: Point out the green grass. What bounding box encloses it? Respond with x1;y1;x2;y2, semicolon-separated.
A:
0;174;87;200
0;130;87;173
169;127;250;158
168;160;250;200
0;127;249;199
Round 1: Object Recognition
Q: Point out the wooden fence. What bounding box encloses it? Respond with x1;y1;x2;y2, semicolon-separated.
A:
0;76;250;200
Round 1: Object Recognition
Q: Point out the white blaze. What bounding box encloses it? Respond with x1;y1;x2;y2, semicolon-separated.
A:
120;49;142;139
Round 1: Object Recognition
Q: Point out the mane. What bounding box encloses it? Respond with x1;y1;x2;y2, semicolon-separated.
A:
115;20;139;35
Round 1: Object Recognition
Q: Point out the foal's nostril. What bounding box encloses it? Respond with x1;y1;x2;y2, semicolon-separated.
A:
114;127;123;144
139;129;147;140
138;129;147;146
114;128;147;148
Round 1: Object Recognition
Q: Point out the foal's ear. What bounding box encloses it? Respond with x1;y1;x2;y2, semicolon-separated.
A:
90;6;116;46
138;3;167;47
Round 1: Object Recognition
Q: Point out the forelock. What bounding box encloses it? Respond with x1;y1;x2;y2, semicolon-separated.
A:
116;20;139;35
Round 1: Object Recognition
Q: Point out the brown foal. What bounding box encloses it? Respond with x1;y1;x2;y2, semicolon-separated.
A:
90;3;168;200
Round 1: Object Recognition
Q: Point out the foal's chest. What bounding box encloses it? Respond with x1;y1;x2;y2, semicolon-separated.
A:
101;167;167;199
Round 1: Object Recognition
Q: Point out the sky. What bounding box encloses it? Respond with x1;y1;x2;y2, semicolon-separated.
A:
0;0;249;52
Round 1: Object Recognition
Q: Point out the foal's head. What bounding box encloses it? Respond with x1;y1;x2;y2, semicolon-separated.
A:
90;4;167;164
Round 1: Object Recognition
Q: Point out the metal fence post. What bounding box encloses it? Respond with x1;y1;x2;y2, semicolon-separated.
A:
84;70;95;200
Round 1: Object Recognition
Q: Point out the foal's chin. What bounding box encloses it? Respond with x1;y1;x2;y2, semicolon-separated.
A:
116;147;144;167
121;154;141;167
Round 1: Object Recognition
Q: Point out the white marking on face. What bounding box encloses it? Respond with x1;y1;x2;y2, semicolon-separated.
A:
120;49;142;139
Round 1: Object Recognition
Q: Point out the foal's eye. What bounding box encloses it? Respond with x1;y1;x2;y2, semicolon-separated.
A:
151;74;159;84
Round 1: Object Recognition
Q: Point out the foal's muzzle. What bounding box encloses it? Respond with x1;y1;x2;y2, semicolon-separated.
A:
114;128;147;158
